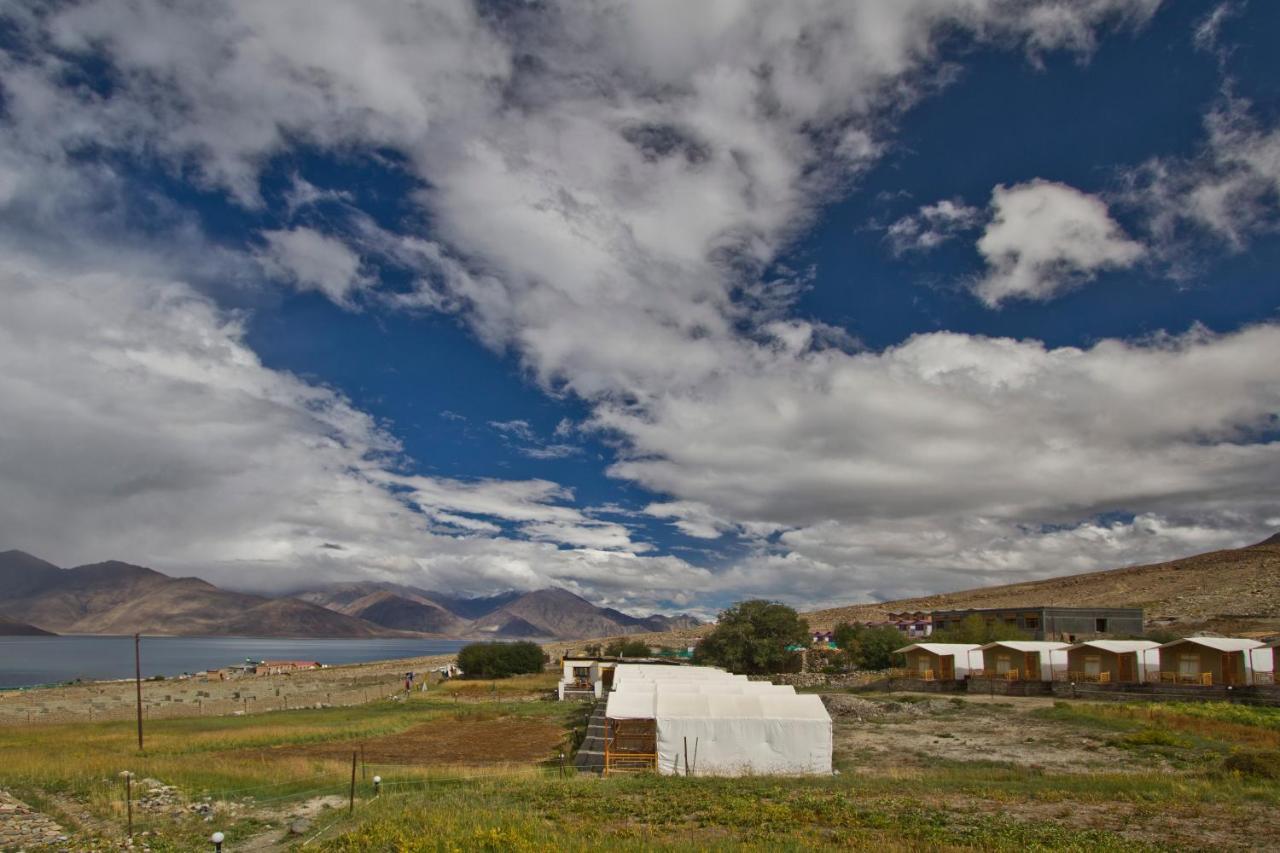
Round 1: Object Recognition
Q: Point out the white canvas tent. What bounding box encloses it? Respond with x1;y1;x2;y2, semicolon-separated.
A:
604;664;831;776
653;692;831;776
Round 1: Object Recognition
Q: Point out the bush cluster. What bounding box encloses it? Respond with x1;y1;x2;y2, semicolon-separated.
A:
457;641;545;679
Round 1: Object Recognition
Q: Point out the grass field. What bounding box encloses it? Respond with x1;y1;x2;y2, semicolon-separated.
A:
1;679;1278;851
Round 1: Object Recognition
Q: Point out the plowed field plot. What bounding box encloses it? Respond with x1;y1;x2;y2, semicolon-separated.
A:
246;716;567;766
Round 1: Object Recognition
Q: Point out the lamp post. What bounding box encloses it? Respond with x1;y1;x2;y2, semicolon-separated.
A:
211;830;225;851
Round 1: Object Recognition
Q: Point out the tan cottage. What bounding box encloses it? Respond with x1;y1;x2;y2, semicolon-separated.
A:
1063;641;1160;683
892;643;979;681
1156;637;1265;686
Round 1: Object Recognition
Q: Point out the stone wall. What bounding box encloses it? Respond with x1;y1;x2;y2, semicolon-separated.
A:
749;671;882;690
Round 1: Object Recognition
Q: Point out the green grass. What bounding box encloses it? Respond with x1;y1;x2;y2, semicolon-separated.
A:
4;687;1279;851
318;775;1160;852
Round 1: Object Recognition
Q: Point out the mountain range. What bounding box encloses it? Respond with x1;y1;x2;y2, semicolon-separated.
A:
0;550;698;640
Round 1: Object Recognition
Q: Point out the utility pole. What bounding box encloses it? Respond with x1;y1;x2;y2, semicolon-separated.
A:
134;633;144;751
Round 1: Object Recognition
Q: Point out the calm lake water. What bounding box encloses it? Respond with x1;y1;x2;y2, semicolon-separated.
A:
0;636;470;689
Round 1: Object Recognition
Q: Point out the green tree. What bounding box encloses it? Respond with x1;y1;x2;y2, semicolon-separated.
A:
693;600;810;674
931;614;1030;644
603;638;652;657
832;622;906;670
457;641;545;678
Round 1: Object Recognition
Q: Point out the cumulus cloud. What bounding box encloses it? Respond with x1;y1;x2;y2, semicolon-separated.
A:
257;227;369;305
973;180;1145;306
886;198;982;254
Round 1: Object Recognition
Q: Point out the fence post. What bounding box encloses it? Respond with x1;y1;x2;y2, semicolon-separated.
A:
349;751;357;815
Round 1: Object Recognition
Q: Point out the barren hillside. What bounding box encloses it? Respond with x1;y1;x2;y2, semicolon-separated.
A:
803;538;1280;636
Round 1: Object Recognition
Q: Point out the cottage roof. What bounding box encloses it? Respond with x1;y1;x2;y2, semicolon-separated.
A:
1066;641;1160;653
978;641;1069;652
1158;637;1262;652
892;643;979;655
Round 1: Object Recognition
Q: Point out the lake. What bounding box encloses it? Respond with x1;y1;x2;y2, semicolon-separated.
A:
0;635;470;689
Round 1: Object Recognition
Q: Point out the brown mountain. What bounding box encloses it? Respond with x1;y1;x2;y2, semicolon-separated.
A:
803;535;1280;636
299;582;700;639
0;617;55;636
0;550;406;638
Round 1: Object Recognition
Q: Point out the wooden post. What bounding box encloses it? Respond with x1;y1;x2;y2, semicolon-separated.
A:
124;772;133;839
683;737;689;777
349;751;357;815
361;745;366;781
134;634;144;751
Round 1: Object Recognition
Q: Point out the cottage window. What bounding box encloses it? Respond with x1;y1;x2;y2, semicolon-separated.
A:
995;655;1011;674
1084;655;1101;676
1178;655;1198;678
1095;618;1108;632
572;666;591;679
1024;616;1040;630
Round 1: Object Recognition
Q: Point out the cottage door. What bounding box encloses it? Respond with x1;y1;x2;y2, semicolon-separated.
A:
940;656;954;681
1117;654;1134;683
1223;653;1241;686
1024;652;1038;681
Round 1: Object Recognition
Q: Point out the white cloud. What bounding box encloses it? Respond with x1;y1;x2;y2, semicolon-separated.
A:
0;248;699;605
974;179;1145;306
886;198;982;254
257;227;369;305
12;0;1275;614
1128;96;1280;255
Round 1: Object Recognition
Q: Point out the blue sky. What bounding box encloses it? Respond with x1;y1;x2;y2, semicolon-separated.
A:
0;1;1277;616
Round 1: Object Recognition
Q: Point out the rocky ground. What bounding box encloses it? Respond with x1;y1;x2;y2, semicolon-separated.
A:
0;790;70;851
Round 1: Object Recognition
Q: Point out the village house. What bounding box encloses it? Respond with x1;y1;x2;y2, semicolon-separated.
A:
1063;640;1160;683
1155;637;1272;686
255;660;321;676
891;643;979;681
977;641;1069;681
932;606;1142;641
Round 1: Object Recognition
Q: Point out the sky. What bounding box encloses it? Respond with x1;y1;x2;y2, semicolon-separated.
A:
0;1;1278;618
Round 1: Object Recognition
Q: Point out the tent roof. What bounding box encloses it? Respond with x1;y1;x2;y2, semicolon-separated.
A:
979;641;1069;652
1158;637;1262;652
655;692;830;722
1067;640;1161;653
893;643;979;655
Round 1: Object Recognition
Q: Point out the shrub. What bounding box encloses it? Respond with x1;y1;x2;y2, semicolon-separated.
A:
603;638;651;657
457;641;545;679
1223;749;1280;779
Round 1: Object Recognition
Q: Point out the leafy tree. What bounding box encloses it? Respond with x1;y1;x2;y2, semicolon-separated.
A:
582;643;603;656
832;622;906;670
931;614;1030;644
457;641;545;678
604;638;652;657
693;600;809;674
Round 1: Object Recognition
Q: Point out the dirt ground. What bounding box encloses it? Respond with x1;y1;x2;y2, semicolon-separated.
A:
825;692;1154;773
247;715;568;766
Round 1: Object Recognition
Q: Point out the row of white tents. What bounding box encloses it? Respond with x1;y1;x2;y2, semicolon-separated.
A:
603;663;832;776
895;637;1276;686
